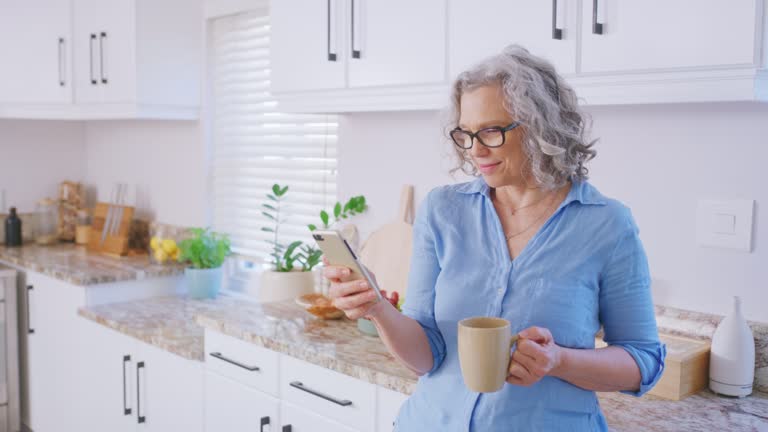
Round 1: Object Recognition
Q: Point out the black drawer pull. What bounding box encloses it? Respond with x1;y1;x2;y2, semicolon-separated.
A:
592;0;604;34
122;355;132;415
26;285;34;334
289;381;352;407
209;352;260;371
260;416;270;432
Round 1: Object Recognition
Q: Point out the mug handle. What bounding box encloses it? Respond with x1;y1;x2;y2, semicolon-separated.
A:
506;334;521;370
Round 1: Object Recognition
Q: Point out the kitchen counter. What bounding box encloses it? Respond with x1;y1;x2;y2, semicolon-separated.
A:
78;295;768;431
0;243;184;285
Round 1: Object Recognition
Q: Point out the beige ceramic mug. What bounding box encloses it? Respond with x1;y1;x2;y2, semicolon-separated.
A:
458;317;519;393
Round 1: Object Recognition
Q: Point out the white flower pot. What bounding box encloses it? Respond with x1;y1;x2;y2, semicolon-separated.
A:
259;270;316;303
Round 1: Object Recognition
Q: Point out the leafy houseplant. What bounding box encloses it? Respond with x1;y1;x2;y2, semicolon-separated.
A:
258;184;369;303
261;184;323;272
176;228;232;299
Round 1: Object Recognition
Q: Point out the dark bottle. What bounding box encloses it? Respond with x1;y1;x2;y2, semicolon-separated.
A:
4;207;22;247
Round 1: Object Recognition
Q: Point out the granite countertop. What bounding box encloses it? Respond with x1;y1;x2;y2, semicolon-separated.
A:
0;244;184;285
78;295;768;431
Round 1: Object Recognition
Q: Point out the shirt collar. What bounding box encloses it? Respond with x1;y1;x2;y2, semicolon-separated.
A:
455;176;607;206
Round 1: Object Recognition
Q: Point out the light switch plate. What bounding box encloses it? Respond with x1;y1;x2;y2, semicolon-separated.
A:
695;199;754;252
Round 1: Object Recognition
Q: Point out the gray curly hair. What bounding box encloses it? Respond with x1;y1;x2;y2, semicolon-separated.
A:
447;44;597;190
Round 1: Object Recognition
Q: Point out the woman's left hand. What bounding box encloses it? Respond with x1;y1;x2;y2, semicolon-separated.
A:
506;326;564;387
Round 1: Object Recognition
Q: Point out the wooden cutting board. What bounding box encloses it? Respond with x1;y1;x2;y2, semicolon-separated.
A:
359;185;414;297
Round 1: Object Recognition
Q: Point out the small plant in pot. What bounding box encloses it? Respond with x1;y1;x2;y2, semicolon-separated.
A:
259;184;324;302
177;228;231;299
260;184;369;304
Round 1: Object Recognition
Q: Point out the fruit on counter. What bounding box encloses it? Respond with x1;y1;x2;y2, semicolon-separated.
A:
380;290;401;311
161;238;178;254
150;237;179;263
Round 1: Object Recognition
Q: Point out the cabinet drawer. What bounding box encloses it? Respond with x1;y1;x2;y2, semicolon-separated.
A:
376;387;408;432
204;329;279;397
281;401;357;432
280;355;375;432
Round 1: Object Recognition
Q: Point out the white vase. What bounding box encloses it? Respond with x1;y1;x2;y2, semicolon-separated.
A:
259;270;316;303
709;296;755;397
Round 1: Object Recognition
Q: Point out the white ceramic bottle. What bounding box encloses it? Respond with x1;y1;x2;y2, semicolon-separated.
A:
709;296;755;397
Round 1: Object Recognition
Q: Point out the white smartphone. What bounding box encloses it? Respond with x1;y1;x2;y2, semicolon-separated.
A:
311;229;383;301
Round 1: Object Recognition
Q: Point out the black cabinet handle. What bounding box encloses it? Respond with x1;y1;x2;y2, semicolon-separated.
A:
209;352;260;371
592;0;604;34
551;0;563;40
136;361;145;424
122;355;132;415
282;426;292;432
289;381;352;407
58;38;66;86
350;0;361;58
260;416;270;432
326;0;336;61
26;285;34;334
89;34;98;84
99;32;108;84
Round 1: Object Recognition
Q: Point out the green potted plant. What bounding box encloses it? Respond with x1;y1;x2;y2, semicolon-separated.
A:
259;184;324;302
259;184;368;302
177;227;231;299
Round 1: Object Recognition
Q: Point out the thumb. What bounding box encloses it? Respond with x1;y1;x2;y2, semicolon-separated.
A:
517;326;552;344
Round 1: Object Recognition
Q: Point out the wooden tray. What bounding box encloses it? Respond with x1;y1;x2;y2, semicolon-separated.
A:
86;202;135;257
596;333;710;400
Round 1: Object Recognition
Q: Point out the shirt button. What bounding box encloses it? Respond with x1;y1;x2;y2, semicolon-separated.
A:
497;288;504;294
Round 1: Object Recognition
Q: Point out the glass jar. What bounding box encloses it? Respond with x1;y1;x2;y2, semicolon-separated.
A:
35;198;59;245
75;209;90;245
148;222;188;265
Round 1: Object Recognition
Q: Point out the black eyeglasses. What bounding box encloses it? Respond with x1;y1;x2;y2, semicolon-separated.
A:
450;122;521;150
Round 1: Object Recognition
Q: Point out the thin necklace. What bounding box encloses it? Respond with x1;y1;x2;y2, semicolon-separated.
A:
494;191;551;216
502;193;557;240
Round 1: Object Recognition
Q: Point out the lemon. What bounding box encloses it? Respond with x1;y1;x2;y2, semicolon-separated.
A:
150;237;161;251
171;249;180;261
154;248;168;263
161;239;178;255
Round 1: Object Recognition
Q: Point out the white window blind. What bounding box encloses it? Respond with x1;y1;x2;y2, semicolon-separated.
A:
211;11;338;261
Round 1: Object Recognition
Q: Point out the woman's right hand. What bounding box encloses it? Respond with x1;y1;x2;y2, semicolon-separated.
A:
322;257;383;320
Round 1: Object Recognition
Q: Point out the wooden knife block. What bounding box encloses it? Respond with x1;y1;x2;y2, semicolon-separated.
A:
87;202;135;257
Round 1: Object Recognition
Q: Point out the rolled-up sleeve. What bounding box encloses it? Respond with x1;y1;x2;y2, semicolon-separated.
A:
599;210;667;397
400;190;446;375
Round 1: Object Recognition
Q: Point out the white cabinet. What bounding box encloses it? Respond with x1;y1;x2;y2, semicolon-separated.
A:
0;0;202;119
78;318;204;432
0;0;73;104
72;0;136;104
22;272;86;432
376;387;408;432
270;0;448;111
449;0;578;78
205;371;279;432
270;0;347;92
346;0;446;88
280;401;357;432
78;318;136;432
580;0;759;73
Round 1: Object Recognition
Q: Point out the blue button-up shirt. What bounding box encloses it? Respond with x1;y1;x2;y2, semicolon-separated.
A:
396;177;666;431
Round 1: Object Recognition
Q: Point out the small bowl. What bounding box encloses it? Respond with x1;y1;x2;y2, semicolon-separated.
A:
295;293;345;320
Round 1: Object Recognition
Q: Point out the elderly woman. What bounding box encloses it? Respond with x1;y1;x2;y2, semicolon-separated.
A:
323;45;666;431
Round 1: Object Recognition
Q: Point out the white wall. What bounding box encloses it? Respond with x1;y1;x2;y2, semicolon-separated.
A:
0;120;86;212
84;121;207;227
337;103;768;323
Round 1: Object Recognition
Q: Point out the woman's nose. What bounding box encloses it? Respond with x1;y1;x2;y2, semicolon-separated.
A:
469;140;491;158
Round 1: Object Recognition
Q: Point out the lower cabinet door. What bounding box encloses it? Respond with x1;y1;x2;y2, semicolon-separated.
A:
280;401;359;432
205;370;279;432
136;342;204;432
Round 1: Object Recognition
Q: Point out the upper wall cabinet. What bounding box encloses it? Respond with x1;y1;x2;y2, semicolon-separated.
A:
271;0;448;112
0;0;73;105
580;0;758;73
272;0;767;112
449;0;579;78
0;0;202;120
